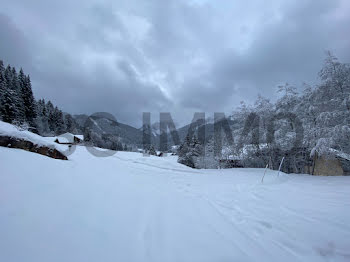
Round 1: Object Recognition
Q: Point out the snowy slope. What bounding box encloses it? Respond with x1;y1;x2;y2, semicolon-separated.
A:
1;147;350;262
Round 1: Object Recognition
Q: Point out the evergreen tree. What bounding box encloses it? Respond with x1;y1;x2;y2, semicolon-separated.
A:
0;60;5;117
36;99;50;134
54;107;65;134
47;101;56;133
0;85;17;123
4;65;12;85
1;66;18;123
84;127;92;144
65;114;76;133
178;134;209;168
0;60;4;76
110;139;118;151
148;145;157;155
178;134;196;168
46;100;55;115
20;74;37;126
10;67;25;123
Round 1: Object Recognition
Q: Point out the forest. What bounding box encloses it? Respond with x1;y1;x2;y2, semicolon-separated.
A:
178;52;350;173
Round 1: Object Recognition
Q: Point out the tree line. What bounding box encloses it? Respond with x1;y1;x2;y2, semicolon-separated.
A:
178;52;350;172
0;60;81;136
0;59;133;152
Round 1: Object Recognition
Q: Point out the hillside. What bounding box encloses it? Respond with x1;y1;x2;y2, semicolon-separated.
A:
74;114;158;148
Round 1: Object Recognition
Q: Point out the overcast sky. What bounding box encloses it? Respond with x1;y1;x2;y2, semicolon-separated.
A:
1;0;349;127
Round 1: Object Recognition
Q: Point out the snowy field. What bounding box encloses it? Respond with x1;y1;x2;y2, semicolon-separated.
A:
1;146;350;262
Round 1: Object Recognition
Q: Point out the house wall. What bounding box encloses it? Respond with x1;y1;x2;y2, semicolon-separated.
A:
339;158;350;176
313;157;343;176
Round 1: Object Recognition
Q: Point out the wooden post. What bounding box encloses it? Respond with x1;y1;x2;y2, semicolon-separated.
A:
261;163;269;183
278;156;285;177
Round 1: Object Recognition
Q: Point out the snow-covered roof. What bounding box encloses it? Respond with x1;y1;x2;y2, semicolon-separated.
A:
311;145;350;161
55;133;73;142
54;133;83;143
329;148;350;161
75;135;84;140
0;121;66;152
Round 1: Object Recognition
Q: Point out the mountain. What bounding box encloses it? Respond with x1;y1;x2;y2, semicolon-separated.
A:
74;114;152;148
163;117;237;147
73;113;236;151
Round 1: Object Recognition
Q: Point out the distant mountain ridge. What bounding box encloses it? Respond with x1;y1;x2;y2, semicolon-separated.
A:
74;114;152;148
73;113;235;150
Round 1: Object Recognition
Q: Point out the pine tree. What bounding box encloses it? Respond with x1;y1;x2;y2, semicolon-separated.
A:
178;134;196;168
47;101;56;133
48;111;55;132
148;145;157;155
54;107;65;135
1;66;18;123
0;60;4;76
84;127;92;144
4;65;12;85
0;60;5;117
10;67;25;123
46;100;54;114
0;85;17;123
190;135;203;157
20;74;37;126
65;114;76;133
35;99;49;134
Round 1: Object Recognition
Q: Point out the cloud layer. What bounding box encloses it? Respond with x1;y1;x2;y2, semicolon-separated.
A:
1;0;349;126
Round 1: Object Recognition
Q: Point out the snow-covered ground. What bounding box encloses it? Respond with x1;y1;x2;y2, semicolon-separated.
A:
1;146;350;262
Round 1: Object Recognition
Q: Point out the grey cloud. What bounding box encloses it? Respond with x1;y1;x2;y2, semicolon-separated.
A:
0;14;32;68
175;0;350;112
0;0;349;126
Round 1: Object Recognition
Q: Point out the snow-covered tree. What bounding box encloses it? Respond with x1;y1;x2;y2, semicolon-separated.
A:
35;99;50;134
54;107;65;134
20;73;37;127
10;67;25;124
148;145;157;156
0;60;5;118
0;82;17;123
178;134;195;168
178;134;207;168
65;114;76;134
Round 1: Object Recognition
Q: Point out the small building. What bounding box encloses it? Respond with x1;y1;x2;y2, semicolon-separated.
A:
54;133;83;145
170;145;179;155
307;149;350;176
74;135;84;142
